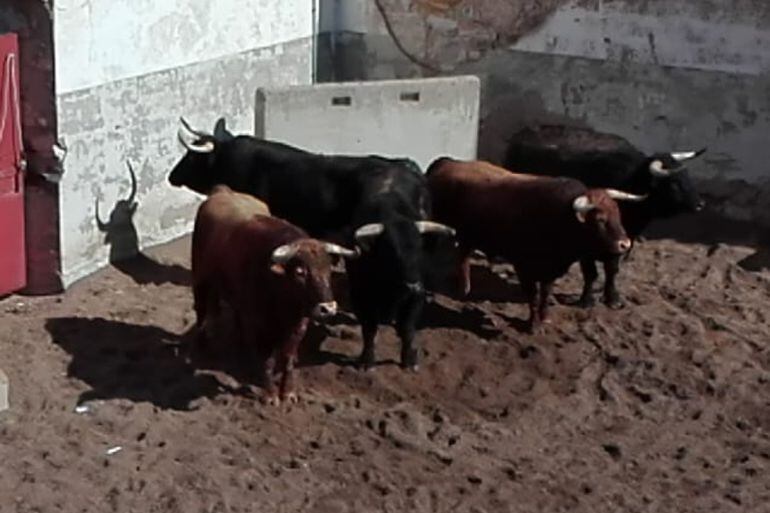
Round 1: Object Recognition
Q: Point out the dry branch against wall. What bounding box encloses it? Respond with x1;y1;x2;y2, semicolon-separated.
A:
375;0;573;72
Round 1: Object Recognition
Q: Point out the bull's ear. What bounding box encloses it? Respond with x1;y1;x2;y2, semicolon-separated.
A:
213;118;234;141
270;263;286;275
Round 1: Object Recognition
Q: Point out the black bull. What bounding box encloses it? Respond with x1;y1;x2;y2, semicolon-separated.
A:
168;118;456;370
504;124;707;308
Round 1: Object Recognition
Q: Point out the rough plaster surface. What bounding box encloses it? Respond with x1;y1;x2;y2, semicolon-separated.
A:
256;76;480;171
53;0;315;94
58;39;312;287
320;0;770;226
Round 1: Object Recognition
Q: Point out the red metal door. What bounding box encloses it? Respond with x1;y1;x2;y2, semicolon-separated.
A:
0;33;25;296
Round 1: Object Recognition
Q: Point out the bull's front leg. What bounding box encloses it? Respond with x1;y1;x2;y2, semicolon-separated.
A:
396;285;426;371
260;355;280;406
277;318;309;404
358;320;379;371
602;255;624;309
520;278;541;334
537;280;555;325
457;244;473;297
576;258;598;308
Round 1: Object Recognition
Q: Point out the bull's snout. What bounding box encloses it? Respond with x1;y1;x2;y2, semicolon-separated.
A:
617;238;632;253
313;301;338;318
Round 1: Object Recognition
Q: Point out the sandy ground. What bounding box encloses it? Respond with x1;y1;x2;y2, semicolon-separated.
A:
1;225;769;513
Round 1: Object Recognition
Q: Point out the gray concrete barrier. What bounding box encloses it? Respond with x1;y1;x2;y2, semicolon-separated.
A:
255;75;480;171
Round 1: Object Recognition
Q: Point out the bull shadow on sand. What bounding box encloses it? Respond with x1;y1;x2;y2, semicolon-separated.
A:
46;317;230;410
95;161;190;287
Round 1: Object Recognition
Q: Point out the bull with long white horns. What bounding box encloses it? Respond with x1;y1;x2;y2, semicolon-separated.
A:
504;124;708;308
426;157;645;333
192;185;358;404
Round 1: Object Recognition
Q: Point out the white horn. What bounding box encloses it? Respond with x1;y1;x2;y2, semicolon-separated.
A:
415;220;456;237
671;147;706;162
649;159;669;177
573;195;595;213
179;116;211;138
354;223;385;241
671;151;696;162
605;189;648;202
324;243;359;259
271;243;299;264
177;129;215;154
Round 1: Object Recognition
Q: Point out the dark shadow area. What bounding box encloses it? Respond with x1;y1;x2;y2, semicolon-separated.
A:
110;254;191;287
738;249;770;272
46;317;228;410
420;299;503;339
466;262;525;303
644;210;766;248
96;161;190;286
644;209;770;272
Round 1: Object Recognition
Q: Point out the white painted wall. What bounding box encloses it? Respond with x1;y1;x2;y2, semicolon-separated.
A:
54;0;315;93
55;0;316;286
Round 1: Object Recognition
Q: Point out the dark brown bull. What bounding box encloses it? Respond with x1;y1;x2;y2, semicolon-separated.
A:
425;157;644;333
192;186;357;404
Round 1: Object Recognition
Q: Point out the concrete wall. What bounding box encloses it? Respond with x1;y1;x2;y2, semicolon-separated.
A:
54;0;317;286
256;76;480;171
319;0;770;227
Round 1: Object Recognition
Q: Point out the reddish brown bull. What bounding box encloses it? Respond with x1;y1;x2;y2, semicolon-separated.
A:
425;157;644;333
192;186;357;404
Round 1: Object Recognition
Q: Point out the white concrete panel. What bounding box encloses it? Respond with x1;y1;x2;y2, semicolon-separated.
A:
255;76;480;171
54;0;315;93
511;2;770;76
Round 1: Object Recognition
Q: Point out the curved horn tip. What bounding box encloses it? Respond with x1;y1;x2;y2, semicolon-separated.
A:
354;223;386;240
415;220;456;236
572;195;595;212
606;189;648;202
324;243;359;258
177;129;215;154
649;159;668;176
271;243;298;264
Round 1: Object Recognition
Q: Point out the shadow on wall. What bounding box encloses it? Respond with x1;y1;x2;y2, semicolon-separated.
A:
95;161;190;286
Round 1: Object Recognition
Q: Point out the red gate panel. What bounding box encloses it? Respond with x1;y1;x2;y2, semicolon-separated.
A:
0;33;26;296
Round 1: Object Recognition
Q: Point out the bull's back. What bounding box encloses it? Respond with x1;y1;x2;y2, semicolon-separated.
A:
505;125;644;187
428;159;584;258
192;188;272;284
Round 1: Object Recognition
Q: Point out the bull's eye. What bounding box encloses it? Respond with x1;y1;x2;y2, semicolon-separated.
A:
294;266;307;277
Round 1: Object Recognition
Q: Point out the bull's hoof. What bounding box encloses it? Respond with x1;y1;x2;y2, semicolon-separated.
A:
357;355;375;372
261;392;281;406
604;295;625;310
283;391;299;404
526;322;545;336
574;295;596;309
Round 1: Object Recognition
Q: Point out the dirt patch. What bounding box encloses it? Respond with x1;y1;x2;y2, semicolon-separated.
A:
1;235;769;512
